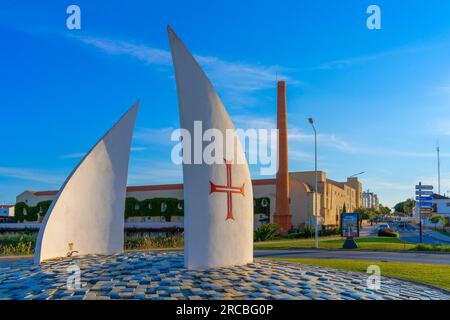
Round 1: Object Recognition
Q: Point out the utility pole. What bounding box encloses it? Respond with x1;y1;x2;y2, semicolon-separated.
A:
437;141;441;195
418;182;423;243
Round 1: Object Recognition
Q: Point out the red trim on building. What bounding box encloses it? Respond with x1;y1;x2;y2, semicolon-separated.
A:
34;191;58;196
252;179;276;186
28;179;276;197
127;184;184;192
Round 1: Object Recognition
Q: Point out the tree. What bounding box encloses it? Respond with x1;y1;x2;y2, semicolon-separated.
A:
403;198;416;214
429;215;444;231
379;205;391;216
394;201;405;213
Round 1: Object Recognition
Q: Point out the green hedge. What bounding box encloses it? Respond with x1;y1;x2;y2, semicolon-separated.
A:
125;197;184;221
14;196;271;222
14;200;53;223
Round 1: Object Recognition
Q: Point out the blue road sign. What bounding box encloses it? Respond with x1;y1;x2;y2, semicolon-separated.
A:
416;196;433;201
415;185;433;190
416;190;433;196
418;201;433;207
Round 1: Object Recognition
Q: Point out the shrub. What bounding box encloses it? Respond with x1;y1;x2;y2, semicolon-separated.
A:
415;244;450;252
378;228;399;238
124;234;184;250
285;232;302;239
0;233;37;256
254;223;280;242
319;227;340;237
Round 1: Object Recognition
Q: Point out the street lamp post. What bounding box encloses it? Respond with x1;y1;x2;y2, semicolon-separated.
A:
308;118;319;249
349;171;365;212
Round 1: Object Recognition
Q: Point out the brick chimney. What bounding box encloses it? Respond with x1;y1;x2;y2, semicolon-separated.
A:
273;81;292;232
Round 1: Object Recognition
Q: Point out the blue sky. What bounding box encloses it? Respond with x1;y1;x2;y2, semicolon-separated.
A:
1;0;450;207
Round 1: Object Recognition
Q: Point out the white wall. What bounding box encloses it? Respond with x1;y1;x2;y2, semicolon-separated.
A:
434;199;450;216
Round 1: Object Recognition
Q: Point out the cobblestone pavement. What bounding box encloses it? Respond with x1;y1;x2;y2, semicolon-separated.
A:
0;252;448;300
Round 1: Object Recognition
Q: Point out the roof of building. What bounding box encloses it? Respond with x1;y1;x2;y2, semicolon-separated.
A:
433;193;450;200
326;179;345;189
26;178;278;197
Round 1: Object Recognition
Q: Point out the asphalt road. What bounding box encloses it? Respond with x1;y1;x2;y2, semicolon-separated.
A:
1;248;449;266
396;224;450;246
254;248;450;265
360;222;450;246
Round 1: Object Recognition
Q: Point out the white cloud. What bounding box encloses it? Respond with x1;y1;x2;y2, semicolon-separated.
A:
128;160;182;184
60;146;148;160
134;127;176;145
76;36;172;65
233;115;276;130
364;179;412;191
234;115;356;154
72;35;298;101
60;152;85;159
288;127;356;153
316;41;441;70
0;167;64;184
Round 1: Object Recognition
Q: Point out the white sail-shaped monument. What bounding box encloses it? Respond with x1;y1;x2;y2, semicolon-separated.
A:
168;27;253;269
34;101;140;264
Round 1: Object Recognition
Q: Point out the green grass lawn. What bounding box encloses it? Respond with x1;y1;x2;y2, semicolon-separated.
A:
254;236;417;251
435;229;450;237
266;257;450;291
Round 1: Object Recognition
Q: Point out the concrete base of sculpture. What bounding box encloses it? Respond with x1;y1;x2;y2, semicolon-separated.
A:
34;102;140;264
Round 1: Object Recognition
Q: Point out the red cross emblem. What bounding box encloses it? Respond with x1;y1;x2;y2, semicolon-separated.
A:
209;159;245;220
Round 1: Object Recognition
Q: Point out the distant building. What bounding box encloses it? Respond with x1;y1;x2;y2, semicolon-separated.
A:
0;205;14;222
431;193;450;225
16;171;362;230
362;190;379;210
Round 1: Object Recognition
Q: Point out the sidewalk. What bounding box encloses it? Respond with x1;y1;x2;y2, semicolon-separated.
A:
408;224;450;244
423;229;450;243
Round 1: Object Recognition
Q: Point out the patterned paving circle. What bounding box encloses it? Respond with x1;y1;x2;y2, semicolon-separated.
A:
0;252;448;300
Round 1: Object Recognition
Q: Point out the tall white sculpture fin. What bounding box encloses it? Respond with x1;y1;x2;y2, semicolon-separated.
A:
34;101;140;264
168;26;253;269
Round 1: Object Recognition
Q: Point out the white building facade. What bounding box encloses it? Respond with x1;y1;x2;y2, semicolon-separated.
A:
362;190;379;210
16;171;363;230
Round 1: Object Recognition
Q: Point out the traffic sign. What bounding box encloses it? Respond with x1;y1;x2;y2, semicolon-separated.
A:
420;213;432;217
415;185;433;190
418;201;433;207
416;196;433;201
416;190;433;196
